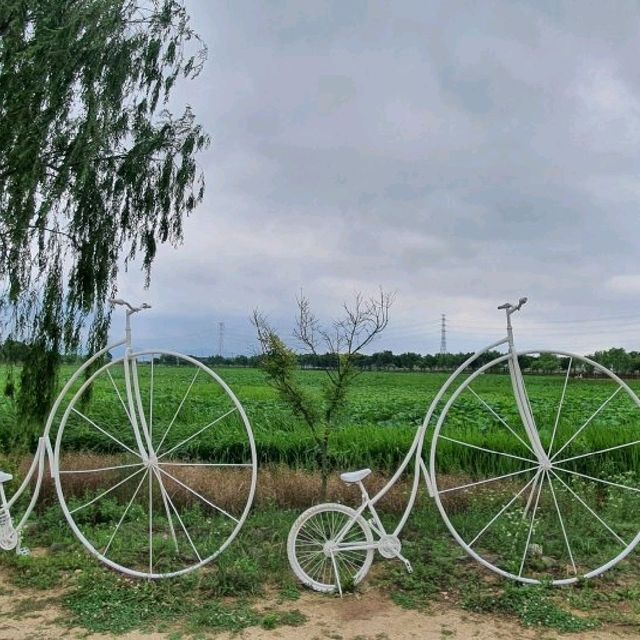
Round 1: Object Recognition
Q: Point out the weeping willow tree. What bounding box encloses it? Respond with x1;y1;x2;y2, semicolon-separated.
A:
0;0;210;436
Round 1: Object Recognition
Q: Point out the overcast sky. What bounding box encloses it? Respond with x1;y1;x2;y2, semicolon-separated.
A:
119;1;640;357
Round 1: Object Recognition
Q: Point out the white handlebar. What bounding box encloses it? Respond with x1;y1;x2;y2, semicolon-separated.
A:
109;299;151;313
497;297;528;314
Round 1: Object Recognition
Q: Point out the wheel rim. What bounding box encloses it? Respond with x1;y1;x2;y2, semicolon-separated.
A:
429;350;640;584
289;505;373;592
53;352;257;578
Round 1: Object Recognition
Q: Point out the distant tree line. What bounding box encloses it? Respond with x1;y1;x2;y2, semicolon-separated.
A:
3;342;640;376
182;348;640;376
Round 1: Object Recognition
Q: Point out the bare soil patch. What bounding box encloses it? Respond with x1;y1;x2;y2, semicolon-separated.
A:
0;572;634;640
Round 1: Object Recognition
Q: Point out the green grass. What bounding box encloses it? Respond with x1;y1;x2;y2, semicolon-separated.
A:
3;496;640;636
1;503;307;635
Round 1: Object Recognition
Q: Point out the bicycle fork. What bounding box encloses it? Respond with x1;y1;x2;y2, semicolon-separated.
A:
505;309;549;518
122;348;180;552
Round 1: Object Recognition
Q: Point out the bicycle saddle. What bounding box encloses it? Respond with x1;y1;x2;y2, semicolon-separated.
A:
340;468;371;484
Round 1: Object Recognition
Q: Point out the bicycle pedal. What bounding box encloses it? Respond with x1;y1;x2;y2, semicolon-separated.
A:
403;559;413;574
16;546;30;557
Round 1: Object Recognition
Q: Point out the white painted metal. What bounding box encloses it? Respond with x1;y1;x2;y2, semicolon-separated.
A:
53;350;257;579
0;299;257;579
287;503;374;593
288;298;640;593
429;349;640;585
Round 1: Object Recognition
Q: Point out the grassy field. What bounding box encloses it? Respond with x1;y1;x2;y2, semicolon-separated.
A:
2;365;640;635
2;491;640;636
2;364;640;474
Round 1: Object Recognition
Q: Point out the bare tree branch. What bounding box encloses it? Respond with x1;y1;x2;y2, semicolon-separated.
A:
252;289;393;499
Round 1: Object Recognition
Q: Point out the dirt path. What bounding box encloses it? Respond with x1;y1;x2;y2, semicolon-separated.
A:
0;574;635;640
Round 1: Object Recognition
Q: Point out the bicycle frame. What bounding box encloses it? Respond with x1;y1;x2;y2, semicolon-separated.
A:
4;302;148;543
329;301;545;565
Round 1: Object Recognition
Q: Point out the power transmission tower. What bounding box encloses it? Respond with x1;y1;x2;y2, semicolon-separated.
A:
218;321;225;357
439;314;447;355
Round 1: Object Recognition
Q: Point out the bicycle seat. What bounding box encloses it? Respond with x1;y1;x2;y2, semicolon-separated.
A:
340;468;371;484
0;471;12;483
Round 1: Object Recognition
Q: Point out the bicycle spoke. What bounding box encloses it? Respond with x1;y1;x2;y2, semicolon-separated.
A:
550;471;628;547
468;386;535;455
334;512;362;544
554;440;640;466
157;467;240;523
553;467;640;493
439;466;537;495
106;368;133;423
296;540;323;550
329;511;338;539
468;472;540;548
103;469;149;556
163;483;203;563
309;554;326;581
157;407;238;460
547;357;572;457
59;462;143;474
341;550;365;567
330;553;342;596
297;530;321;544
518;470;544;577
158;462;252;468
547;472;577;574
438;435;537;464
523;468;541;517
149;358;154;441
71;408;141;458
156;369;201;453
314;514;330;540
149;468;153;575
338;553;360;575
69;467;145;514
551;387;622;461
153;467;179;552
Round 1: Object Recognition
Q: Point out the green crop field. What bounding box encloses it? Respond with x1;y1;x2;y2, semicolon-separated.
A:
2;363;640;476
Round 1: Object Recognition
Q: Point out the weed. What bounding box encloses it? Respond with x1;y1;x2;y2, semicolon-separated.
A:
462;583;599;632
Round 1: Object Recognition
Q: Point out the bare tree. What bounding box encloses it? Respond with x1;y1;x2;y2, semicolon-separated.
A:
253;289;393;499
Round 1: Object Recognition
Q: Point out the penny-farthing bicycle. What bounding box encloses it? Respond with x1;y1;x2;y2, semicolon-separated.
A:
0;299;257;578
288;298;640;593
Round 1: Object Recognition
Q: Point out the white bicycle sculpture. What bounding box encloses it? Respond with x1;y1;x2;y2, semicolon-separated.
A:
288;298;640;593
0;299;257;579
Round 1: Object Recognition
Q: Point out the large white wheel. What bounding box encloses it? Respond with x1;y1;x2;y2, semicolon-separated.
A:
288;503;374;593
429;350;640;585
53;351;257;579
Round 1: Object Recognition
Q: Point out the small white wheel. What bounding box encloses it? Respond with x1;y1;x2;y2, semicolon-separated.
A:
429;350;640;585
53;351;257;578
288;503;374;593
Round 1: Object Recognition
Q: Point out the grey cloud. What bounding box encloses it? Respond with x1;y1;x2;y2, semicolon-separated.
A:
117;1;640;357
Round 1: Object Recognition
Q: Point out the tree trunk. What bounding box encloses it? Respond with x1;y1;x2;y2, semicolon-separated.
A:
320;426;330;501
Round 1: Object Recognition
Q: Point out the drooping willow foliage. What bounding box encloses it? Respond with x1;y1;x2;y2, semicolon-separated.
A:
0;0;210;435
